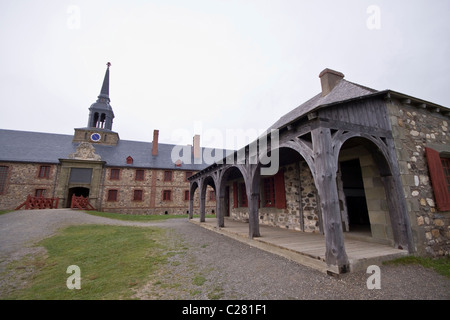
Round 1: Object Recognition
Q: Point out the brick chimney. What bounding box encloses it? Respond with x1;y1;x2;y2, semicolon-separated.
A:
193;134;201;160
319;68;345;96
152;129;159;156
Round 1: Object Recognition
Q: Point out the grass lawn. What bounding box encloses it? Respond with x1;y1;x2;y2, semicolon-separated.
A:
384;255;450;278
4;225;175;300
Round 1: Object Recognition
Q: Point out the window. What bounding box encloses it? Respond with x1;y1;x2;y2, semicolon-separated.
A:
163;190;172;201
107;189;118;201
69;168;92;183
38;166;50;178
164;171;173;182
184;190;190;201
135;169;144;181
133;190;143;201
441;158;450;193
0;166;8;194
426;147;450;211
209;190;216;201
35;189;46;197
126;156;133;164
110;169;120;180
185;171;193;181
263;177;276;207
239;183;248;207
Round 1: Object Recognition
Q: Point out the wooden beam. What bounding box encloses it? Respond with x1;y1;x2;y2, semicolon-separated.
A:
247;164;261;238
307;112;318;120
311;127;349;272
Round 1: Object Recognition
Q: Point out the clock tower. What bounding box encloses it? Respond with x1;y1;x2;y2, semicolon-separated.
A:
73;62;119;145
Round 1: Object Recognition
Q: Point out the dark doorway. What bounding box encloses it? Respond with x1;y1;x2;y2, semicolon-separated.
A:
67;187;90;208
225;186;230;217
340;159;370;233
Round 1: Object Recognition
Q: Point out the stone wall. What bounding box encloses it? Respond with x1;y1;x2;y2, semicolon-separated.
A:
101;167;216;215
387;99;450;256
229;161;321;233
0;162;58;209
298;161;321;232
0;162;213;215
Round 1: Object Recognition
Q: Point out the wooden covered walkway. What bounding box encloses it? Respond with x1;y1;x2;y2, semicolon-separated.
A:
190;218;408;275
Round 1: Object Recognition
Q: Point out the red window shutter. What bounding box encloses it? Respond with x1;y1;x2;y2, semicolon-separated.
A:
233;182;238;208
425;147;450;211
274;170;286;209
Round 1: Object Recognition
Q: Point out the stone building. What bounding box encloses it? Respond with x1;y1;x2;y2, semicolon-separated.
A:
0;64;216;215
189;68;450;272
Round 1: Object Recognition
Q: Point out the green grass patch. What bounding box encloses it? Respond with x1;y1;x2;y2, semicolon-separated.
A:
0;210;13;215
192;274;207;286
5;225;171;300
84;210;216;222
384;255;450;278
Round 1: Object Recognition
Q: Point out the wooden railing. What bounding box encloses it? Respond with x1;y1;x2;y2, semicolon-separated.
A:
70;194;95;211
16;195;59;210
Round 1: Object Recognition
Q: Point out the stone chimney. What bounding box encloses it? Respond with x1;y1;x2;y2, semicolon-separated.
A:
152;129;159;156
319;68;345;96
193;134;201;160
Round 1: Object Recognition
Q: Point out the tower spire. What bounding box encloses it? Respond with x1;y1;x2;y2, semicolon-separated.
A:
87;62;115;130
73;62;119;145
99;62;111;99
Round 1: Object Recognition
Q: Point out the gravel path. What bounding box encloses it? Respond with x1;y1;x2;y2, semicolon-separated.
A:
0;209;449;300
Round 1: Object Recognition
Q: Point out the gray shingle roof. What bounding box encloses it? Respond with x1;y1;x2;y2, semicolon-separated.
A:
0;129;218;171
268;79;378;130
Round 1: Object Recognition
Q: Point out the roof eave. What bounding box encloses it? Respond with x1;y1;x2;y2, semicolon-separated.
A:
278;89;449;132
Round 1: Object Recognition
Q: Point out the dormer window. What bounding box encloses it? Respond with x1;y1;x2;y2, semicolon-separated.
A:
126;156;133;165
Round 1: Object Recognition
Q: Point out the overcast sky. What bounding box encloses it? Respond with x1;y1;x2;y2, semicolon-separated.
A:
1;0;449;149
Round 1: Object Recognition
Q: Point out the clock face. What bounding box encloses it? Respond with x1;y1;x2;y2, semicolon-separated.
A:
90;133;101;142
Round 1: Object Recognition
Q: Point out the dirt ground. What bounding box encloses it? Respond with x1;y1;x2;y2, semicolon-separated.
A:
0;209;449;300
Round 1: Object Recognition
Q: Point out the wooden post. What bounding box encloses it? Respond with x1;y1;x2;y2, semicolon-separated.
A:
312;127;349;272
200;194;206;222
247;164;261;238
217;195;225;228
248;192;261;238
214;181;224;228
188;197;194;220
188;181;196;220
